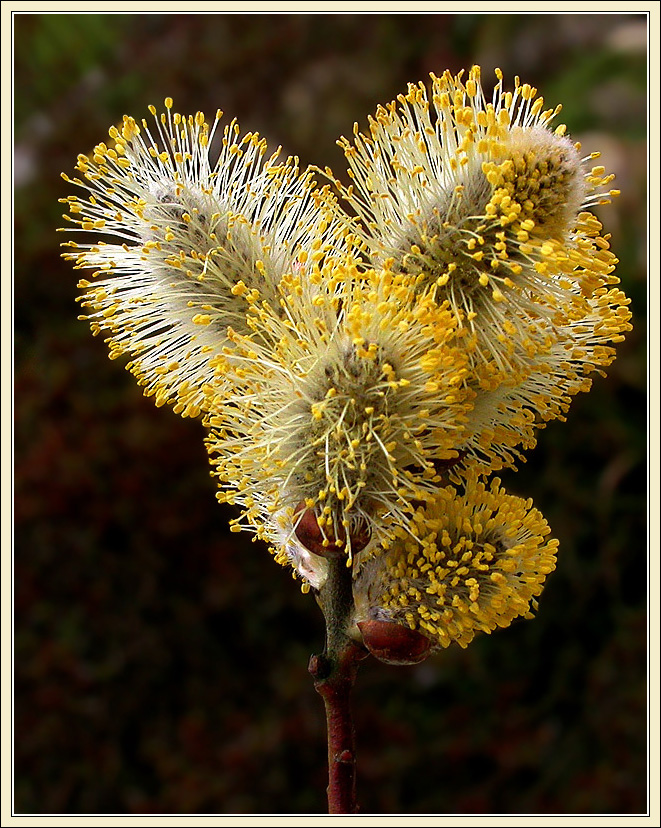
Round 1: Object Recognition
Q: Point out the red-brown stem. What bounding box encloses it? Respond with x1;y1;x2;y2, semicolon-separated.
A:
309;556;366;814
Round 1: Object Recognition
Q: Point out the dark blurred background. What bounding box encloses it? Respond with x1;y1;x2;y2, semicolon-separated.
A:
13;12;648;815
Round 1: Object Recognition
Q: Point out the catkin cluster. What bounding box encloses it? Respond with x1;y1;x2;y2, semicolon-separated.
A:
60;67;631;656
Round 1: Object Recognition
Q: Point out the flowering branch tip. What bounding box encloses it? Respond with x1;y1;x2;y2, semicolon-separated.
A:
60;68;632;814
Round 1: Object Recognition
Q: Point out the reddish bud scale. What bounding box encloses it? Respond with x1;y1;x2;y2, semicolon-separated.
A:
294;504;370;558
358;619;432;665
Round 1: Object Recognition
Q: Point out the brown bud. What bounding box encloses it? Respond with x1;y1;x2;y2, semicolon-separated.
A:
358;619;432;666
294;505;343;558
349;521;372;555
294;503;371;558
431;450;467;477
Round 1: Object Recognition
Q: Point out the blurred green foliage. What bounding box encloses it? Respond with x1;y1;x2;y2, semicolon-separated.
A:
14;12;648;815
